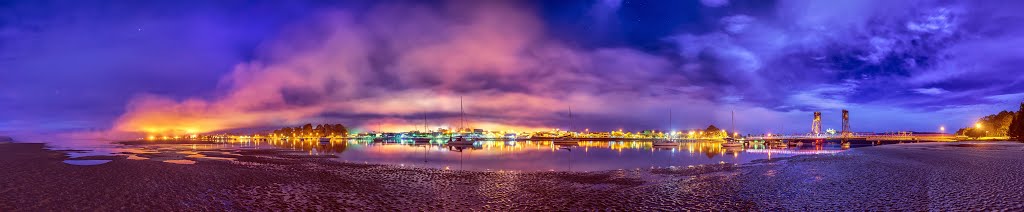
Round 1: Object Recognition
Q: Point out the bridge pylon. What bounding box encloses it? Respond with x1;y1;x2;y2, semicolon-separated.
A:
811;112;822;136
841;109;852;138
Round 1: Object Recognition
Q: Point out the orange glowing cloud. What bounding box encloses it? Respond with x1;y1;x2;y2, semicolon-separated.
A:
110;1;722;136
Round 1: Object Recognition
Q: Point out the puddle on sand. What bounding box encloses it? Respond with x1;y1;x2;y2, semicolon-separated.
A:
125;154;149;160
187;153;236;161
63;160;111;166
163;159;196;165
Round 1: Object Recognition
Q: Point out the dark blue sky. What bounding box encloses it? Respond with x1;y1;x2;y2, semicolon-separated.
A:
2;0;1023;137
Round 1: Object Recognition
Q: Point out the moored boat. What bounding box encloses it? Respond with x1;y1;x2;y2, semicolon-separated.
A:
721;137;742;147
652;140;680;147
413;137;431;143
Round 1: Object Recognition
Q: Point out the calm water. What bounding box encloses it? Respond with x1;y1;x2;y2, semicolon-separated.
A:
48;138;862;171
217;139;857;171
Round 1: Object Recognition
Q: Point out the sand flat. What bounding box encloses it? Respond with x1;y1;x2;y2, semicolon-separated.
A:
0;142;1022;211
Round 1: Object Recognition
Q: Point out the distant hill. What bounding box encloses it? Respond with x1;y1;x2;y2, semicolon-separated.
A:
0;136;13;142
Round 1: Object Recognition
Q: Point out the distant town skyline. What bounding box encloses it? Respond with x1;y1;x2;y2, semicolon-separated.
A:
3;0;1024;139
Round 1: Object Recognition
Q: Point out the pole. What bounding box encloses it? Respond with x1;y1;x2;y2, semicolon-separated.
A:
460;96;464;132
569;105;573;136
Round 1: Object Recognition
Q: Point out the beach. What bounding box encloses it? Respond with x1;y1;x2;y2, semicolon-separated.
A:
1;141;1022;211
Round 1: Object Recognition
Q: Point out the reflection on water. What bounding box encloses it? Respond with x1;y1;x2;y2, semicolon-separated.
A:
63;160;111;166
163;159;197;165
209;139;857;171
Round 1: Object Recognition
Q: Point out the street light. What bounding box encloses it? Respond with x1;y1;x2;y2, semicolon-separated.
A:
975;122;982;129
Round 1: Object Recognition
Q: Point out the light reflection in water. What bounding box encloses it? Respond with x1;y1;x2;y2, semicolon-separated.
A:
213;138;855;171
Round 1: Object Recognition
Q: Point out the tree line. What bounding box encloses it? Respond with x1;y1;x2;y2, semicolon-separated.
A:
272;123;348;137
1009;103;1024;141
958;102;1024;141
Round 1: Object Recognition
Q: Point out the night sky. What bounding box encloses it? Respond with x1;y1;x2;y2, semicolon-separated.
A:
2;0;1023;138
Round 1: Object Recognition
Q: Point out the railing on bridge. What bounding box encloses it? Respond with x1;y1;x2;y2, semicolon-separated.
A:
743;133;955;141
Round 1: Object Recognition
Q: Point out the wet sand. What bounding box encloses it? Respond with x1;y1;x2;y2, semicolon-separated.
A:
736;142;1024;211
1;141;1022;211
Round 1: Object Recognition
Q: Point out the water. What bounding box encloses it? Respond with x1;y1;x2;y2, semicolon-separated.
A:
213;139;858;171
42;138;865;171
63;160;111;166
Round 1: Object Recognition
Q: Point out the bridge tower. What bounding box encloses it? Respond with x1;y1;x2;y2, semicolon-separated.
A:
811;112;822;135
841;109;851;138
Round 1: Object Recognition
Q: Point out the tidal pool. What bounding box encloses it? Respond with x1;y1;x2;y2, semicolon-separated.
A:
63;160;111;166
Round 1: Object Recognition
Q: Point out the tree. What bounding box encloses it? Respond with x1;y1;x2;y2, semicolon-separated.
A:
333;124;348;137
704;125;726;138
314;124;325;136
301;124;313;135
705;125;720;133
964;128;986;138
287;127;295;136
1009;102;1024;142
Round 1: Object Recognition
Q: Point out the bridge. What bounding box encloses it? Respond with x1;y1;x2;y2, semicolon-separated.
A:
743;133;956;142
742;109;956;142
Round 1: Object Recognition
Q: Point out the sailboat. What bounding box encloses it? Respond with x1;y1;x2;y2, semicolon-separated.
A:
372;122;386;142
722;110;743;147
413;113;431;143
553;106;578;146
653;109;680;147
447;96;476;146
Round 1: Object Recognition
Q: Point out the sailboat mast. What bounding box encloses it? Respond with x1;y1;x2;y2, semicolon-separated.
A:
731;110;735;137
460;96;464;132
569;106;572;132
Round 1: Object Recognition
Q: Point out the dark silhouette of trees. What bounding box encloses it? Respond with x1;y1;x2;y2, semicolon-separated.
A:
956;110;1016;138
301;124;314;135
271;123;348;137
705;125;720;133
332;124;348;137
1009;102;1024;142
704;125;727;137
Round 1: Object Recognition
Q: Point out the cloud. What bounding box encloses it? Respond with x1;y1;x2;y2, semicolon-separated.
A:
785;81;858;110
700;0;729;8
913;87;949;95
7;0;1024;137
112;1;715;136
720;15;754;34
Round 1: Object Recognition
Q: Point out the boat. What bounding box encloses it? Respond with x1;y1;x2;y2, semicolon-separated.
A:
553;137;578;145
723;144;744;153
721;137;742;147
447;136;476;145
319;137;331;144
553;106;578;146
652;140;680;147
446;97;476;146
653;137;680;147
412;111;432;144
413;137;431;143
774;140;788;148
653;108;681;147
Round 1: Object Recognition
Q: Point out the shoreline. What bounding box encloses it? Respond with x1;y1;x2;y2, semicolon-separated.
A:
2;141;1022;210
